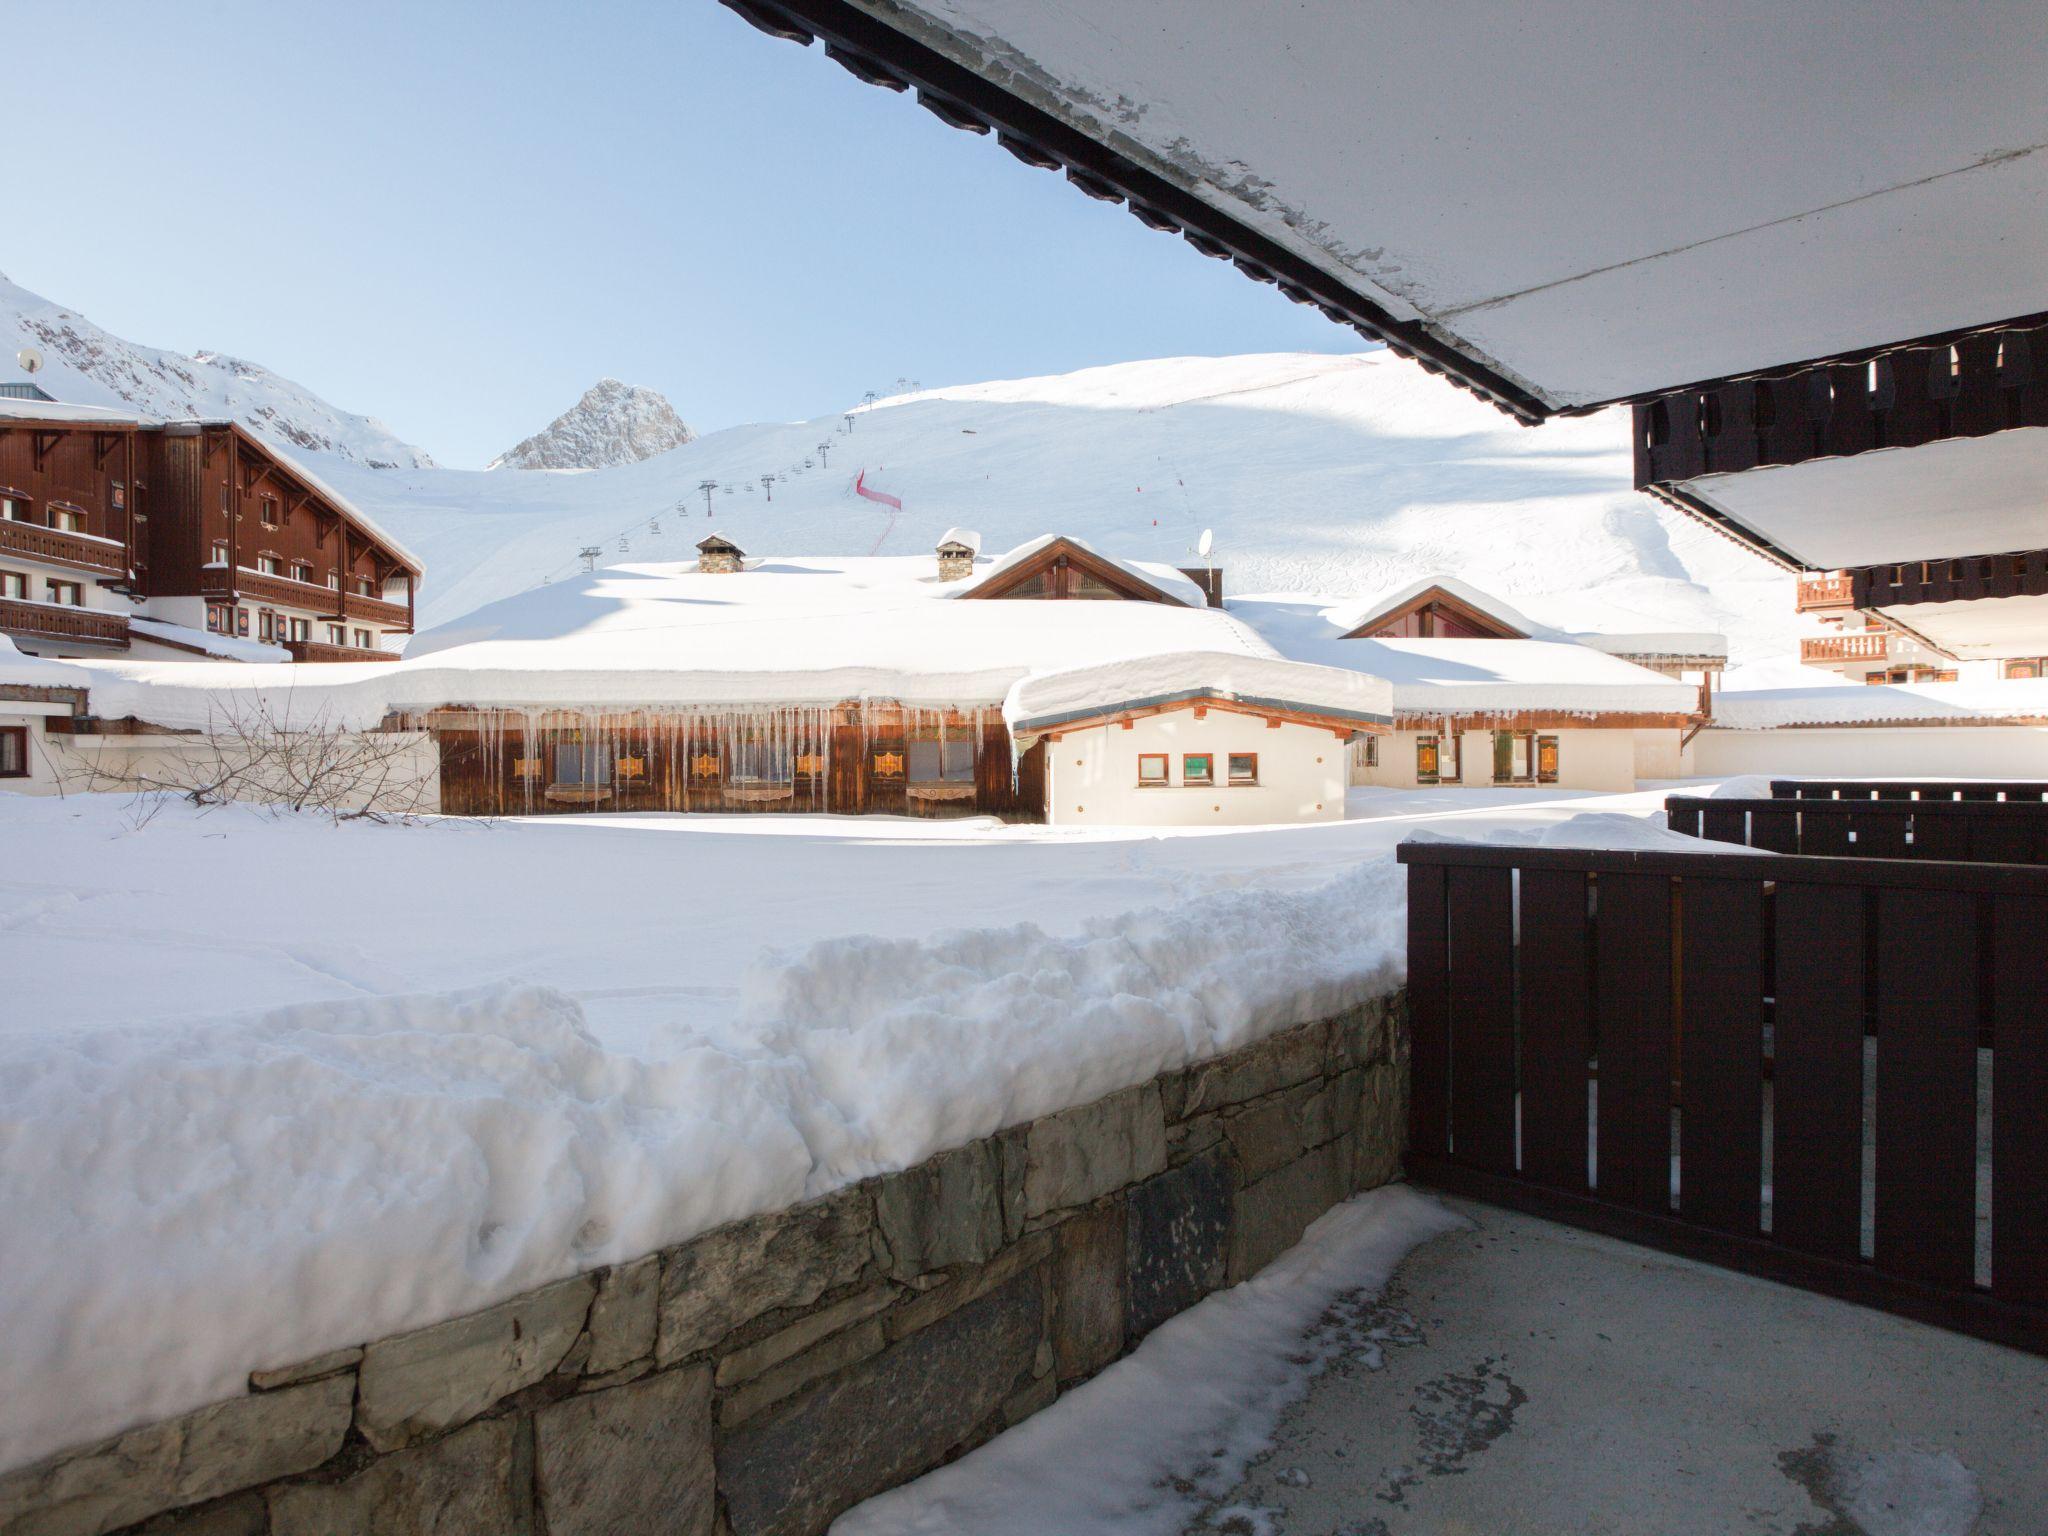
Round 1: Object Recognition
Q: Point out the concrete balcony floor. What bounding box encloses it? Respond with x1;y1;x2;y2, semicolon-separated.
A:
1204;1198;2046;1536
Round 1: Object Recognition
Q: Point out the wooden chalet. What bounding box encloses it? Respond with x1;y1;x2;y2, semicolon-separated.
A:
0;400;421;663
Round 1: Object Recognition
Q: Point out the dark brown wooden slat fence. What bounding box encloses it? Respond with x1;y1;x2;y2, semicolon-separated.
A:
1667;796;2048;864
1398;841;2048;1352
1770;780;2048;803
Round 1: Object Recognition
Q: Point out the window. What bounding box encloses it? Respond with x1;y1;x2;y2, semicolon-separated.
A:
358;577;377;597
353;628;373;649
0;495;23;521
206;603;232;635
44;580;83;606
260;497;280;528
1137;753;1168;787
1362;736;1379;768
0;571;24;599
287;617;310;643
48;505;83;533
1182;753;1214;787
0;726;26;779
1537;735;1560;785
327;572;341;590
292;563;314;585
257;555;282;576
326;624;347;645
1228;752;1258;786
552;740;611;787
908;737;975;781
1069;572;1120;600
1493;731;1536;784
258;610;277;643
730;730;793;786
210;541;229;565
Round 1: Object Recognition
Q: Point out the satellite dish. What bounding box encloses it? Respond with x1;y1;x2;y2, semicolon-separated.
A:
16;346;43;376
1197;528;1214;558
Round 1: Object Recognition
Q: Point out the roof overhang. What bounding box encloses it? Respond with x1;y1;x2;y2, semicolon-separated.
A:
722;0;2048;417
1009;685;1391;747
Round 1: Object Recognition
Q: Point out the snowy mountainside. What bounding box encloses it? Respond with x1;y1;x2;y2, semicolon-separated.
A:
0;271;432;468
489;378;696;471
303;351;1796;663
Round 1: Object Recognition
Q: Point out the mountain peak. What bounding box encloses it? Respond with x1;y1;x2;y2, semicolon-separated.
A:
490;380;695;472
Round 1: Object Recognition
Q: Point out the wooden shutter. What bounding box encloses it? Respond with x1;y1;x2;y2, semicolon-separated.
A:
1537;735;1560;783
1416;736;1439;785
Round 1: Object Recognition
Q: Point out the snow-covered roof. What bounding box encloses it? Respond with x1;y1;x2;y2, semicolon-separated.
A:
1577;632;1728;664
1233;597;1700;716
1711;678;2048;730
1004;651;1392;737
937;527;982;554
1330;576;1540;639
1346;638;1699;716
0;398;146;427
0;636;92;690
954;533;1206;608
47;549;1287;732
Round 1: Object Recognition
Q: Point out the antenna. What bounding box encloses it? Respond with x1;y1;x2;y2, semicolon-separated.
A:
15;346;43;376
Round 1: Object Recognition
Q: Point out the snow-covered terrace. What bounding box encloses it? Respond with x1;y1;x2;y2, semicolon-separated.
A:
1712;676;2048;730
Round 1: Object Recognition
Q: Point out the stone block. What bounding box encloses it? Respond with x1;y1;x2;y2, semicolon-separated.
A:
1001;1373;1058;1428
718;1270;1043;1536
585;1255;661;1376
1222;1078;1322;1183
1166;1111;1225;1164
144;1493;267;1535
1354;1060;1404;1191
1229;1138;1347;1284
715;1285;895;1388
0;1374;353;1536
1179;1023;1325;1118
1020;1082;1165;1219
1051;1202;1126;1383
536;1365;714;1536
658;1189;873;1366
883;1230;1051;1342
1328;996;1390;1072
357;1273;594;1451
1124;1149;1231;1344
248;1346;362;1392
718;1319;887;1428
268;1418;522;1536
872;1140;1003;1281
995;1125;1029;1241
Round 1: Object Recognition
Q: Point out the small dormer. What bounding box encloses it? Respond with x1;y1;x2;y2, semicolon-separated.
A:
696;533;745;574
936;527;982;581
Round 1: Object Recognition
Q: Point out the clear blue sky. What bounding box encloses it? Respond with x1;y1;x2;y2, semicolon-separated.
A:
8;0;1359;468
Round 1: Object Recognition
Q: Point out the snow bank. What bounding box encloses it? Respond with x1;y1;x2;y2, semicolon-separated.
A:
836;1186;1466;1536
0;848;1406;1474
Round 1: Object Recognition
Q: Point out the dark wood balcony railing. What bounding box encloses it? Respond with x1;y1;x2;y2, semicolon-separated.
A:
1795;574;1854;611
0;597;130;648
1800;632;1887;665
1852;549;2048;610
1667;794;2048;864
199;567;411;631
284;640;401;664
1772;779;2048;803
1400;839;2048;1353
0;519;127;576
342;590;411;629
1634;316;2048;488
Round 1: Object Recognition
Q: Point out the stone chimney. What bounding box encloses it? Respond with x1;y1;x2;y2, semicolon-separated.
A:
696;533;745;574
936;527;982;582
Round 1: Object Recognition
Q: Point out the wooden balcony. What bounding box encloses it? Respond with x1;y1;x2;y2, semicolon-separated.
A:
0;597;130;649
1795;574;1854;612
283;640;401;664
342;590;411;630
1801;631;1888;665
0;519;127;577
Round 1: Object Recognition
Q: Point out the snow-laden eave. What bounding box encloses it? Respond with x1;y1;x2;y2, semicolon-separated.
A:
953;533;1207;608
1006;685;1392;742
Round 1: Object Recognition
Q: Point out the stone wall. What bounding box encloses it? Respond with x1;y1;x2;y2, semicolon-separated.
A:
0;993;1408;1536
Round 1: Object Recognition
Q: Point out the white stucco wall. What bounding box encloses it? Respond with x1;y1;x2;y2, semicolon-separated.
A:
0;707;69;794
1042;709;1347;826
1688;726;2048;779
1351;727;1645;792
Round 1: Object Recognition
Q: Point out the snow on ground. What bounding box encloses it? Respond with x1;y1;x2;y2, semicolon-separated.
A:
837;1186;1466;1536
0;785;1722;1474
